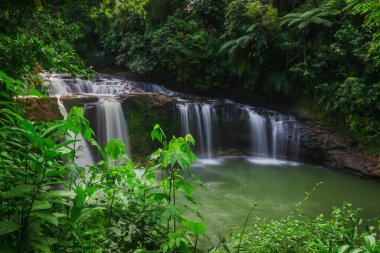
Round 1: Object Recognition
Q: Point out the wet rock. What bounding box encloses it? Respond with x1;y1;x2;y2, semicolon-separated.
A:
118;92;180;159
118;92;174;106
60;95;99;110
18;97;63;121
298;122;380;178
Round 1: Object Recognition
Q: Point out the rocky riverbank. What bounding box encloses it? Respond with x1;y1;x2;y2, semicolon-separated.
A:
298;122;380;178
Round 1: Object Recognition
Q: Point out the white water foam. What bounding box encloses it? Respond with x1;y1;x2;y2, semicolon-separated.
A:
193;158;224;167
246;157;300;166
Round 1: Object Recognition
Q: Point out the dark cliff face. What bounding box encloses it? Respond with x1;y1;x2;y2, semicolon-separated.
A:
298;122;380;178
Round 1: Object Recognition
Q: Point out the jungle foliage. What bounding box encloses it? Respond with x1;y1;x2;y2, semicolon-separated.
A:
1;69;379;252
219;203;380;253
1;1;380;252
24;0;377;143
0;71;208;252
0;0;379;141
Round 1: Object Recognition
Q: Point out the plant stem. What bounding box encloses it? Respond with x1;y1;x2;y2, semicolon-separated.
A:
237;204;256;253
173;169;176;233
109;189;116;225
17;161;48;252
193;235;198;253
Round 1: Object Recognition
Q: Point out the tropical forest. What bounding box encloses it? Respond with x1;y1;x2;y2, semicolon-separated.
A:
0;0;380;252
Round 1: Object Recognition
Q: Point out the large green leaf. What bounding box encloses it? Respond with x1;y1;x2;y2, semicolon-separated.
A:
151;124;166;143
105;139;125;160
32;211;59;226
32;201;52;211
337;244;350;253
164;147;191;170
0;221;21;236
182;220;207;235
30;238;52;253
160;205;181;223
66;107;93;140
41;190;75;199
175;180;195;197
1;185;34;198
364;235;376;248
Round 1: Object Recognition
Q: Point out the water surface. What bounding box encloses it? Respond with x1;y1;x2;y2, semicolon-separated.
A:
181;158;380;244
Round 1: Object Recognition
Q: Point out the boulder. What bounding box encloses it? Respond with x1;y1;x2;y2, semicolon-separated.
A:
18;97;63;121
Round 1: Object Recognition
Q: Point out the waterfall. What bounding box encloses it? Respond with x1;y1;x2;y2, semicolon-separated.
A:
247;110;269;157
57;99;95;167
96;100;131;156
201;104;214;158
270;116;287;158
246;110;300;160
47;73;302;163
177;103;215;158
45;74;175;96
194;105;205;155
269;115;300;159
177;104;190;136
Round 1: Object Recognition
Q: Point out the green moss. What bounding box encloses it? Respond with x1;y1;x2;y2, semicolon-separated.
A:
121;94;181;160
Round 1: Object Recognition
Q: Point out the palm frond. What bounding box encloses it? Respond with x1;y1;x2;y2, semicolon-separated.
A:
288;18;303;27
282;13;302;19
236;35;250;49
297;20;311;30
300;8;322;18
220;39;237;53
309;17;333;27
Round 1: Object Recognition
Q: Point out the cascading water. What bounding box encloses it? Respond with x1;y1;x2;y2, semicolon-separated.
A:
176;103;216;158
247;110;269;157
95;100;131;156
47;74;134;164
46;73;301;164
45;74;174;96
270;115;300;159
177;104;190;136
270;116;287;158
245;108;300;160
201;104;214;159
57;99;95;167
194;105;205;155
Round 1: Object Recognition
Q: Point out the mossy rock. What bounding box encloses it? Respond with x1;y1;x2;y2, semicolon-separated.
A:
61;95;99;110
18;97;63;121
120;93;181;160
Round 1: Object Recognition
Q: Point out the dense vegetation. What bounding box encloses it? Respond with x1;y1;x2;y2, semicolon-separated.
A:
223;203;380;252
1;70;380;252
1;0;379;145
1;0;380;252
1;71;209;252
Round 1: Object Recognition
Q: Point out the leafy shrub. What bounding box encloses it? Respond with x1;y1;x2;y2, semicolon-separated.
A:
0;71;206;252
0;3;92;81
316;77;380;140
215;203;380;253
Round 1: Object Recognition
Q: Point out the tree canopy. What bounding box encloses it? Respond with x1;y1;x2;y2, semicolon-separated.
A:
1;0;379;142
